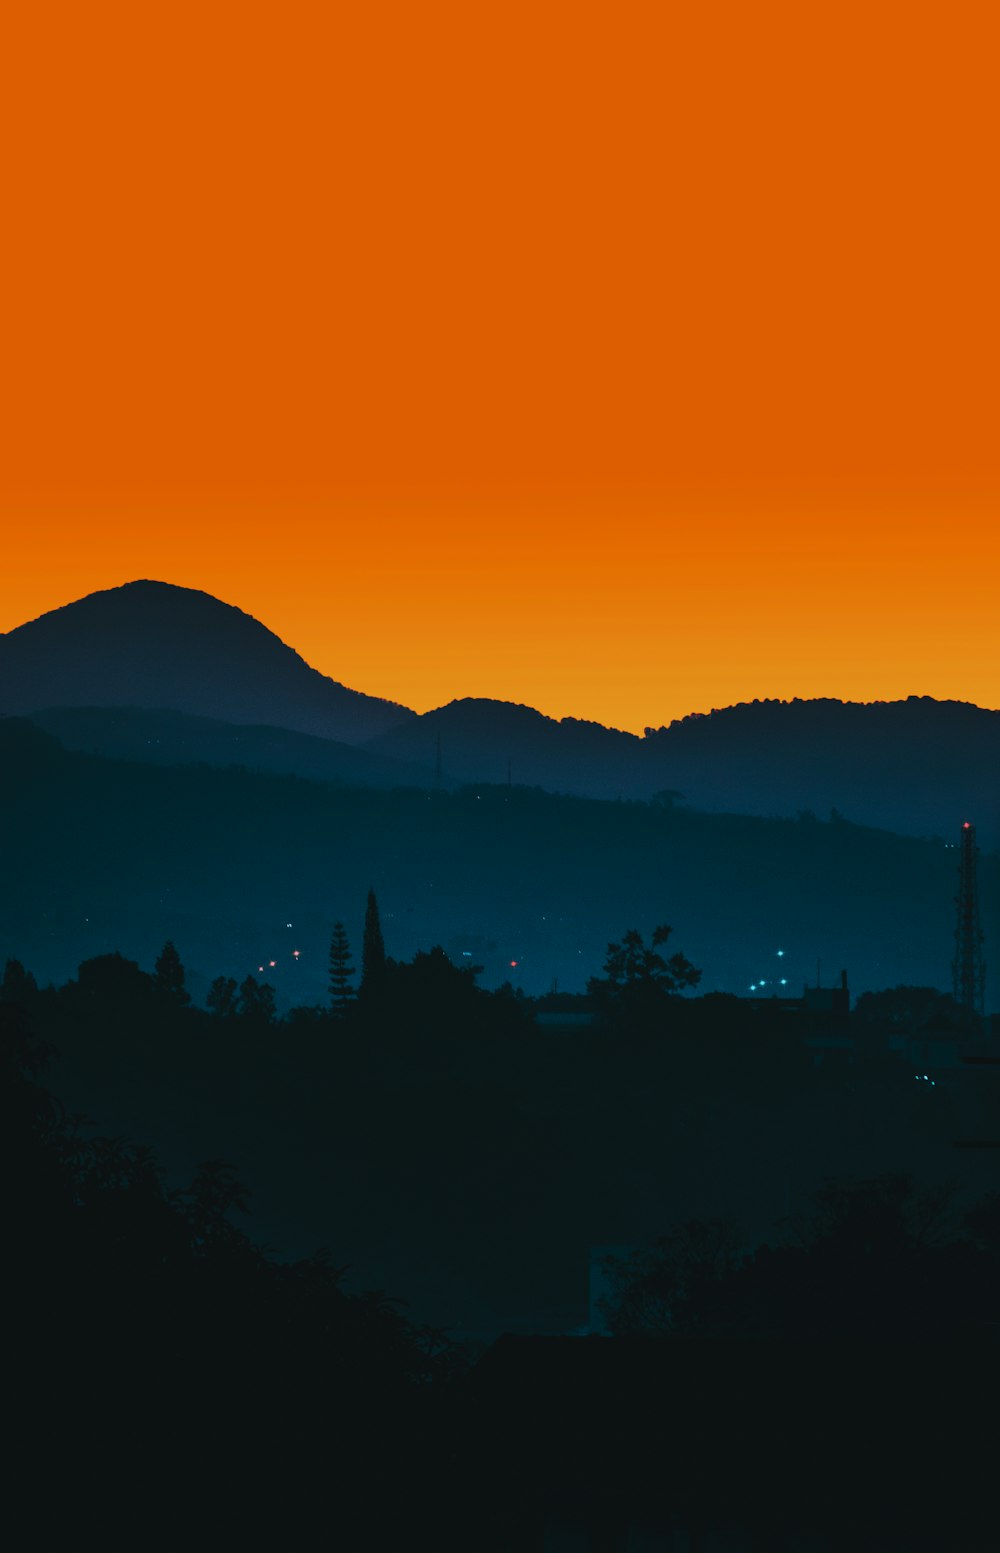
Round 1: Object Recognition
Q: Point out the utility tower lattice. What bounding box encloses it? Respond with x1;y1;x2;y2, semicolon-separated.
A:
953;821;986;1018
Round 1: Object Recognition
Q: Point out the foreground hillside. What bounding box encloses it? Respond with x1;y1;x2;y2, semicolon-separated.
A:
12;922;1000;1342
9;985;1000;1549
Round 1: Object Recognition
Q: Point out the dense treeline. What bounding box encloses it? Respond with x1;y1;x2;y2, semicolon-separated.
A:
7;924;1000;1338
6;946;1000;1548
3;992;463;1550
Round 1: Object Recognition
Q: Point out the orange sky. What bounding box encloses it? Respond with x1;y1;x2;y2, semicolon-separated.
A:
2;3;998;733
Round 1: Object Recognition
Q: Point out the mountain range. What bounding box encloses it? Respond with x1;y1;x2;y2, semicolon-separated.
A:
2;579;998;846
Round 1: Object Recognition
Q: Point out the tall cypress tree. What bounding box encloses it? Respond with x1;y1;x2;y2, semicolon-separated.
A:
329;923;355;1016
361;888;386;997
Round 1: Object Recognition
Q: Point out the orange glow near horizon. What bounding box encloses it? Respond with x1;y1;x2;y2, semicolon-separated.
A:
1;4;998;734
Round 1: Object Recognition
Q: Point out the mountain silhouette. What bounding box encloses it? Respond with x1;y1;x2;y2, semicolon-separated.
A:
369;694;1000;846
3;584;999;845
366;697;641;797
640;697;1000;844
0;580;414;743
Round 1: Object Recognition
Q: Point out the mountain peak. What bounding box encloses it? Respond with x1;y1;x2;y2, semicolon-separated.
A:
0;580;414;744
15;578;292;639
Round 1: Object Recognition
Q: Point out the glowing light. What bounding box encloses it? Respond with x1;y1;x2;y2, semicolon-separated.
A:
777;949;785;957
963;822;971;829
269;960;276;967
780;978;787;986
292;950;301;959
510;960;518;968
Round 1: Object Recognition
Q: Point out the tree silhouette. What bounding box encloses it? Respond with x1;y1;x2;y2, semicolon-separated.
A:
179;1157;254;1254
587;924;700;1020
1;958;37;1005
853;984;964;1034
153;940;190;1006
206;975;239;1017
75;951;151;1003
598;1218;741;1335
328;923;355;1015
237;975;277;1023
599;1175;994;1344
2;986;466;1552
361;888;387;996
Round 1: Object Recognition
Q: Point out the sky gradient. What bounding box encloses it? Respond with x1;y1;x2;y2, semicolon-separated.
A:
2;3;998;733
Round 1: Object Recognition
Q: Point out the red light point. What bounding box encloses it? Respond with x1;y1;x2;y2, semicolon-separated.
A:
963;821;971;829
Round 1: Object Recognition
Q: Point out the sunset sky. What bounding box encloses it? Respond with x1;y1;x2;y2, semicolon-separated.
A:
2;3;998;733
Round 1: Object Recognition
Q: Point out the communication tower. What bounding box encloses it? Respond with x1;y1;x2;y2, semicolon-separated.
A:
953;821;986;1018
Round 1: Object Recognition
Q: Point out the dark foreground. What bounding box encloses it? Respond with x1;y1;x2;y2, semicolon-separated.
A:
5;991;1000;1550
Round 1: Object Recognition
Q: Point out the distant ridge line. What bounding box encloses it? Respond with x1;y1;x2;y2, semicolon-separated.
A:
3;581;999;846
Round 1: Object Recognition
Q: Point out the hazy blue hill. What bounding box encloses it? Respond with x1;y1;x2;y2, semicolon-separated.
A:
0;714;67;775
0;716;991;1005
365;696;643;796
0;580;414;743
641;696;1000;844
27;705;445;790
369;693;1000;845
